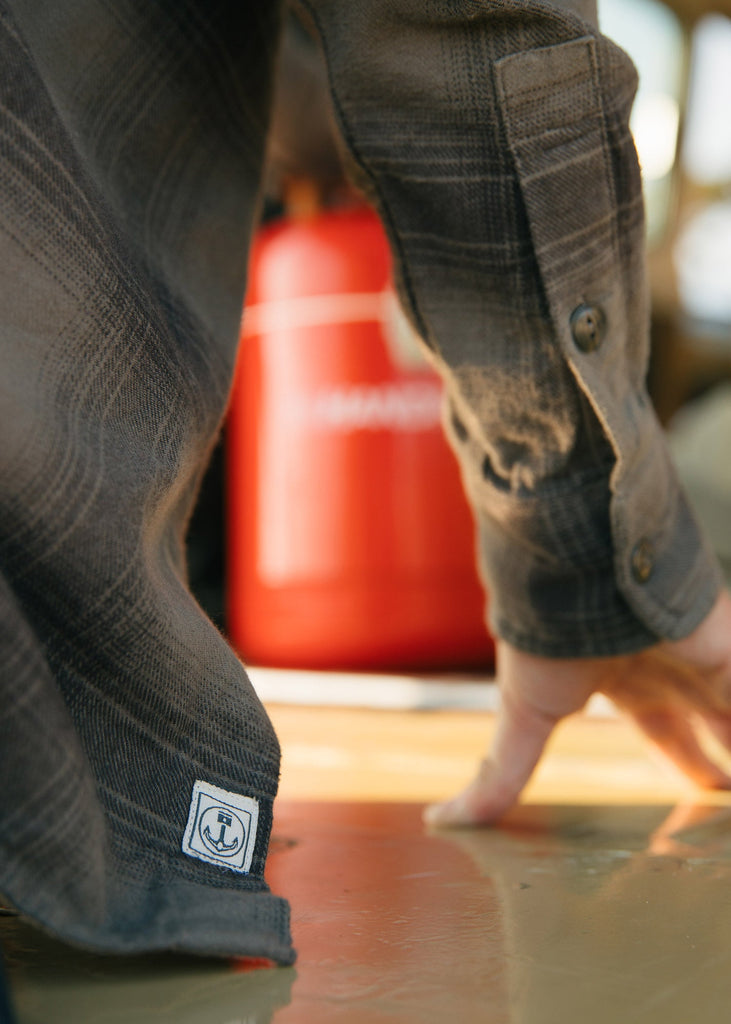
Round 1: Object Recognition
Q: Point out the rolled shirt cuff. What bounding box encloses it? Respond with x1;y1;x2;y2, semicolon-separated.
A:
447;406;723;658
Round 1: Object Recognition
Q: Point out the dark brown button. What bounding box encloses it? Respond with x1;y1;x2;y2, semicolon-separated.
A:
631;538;655;583
570;304;606;353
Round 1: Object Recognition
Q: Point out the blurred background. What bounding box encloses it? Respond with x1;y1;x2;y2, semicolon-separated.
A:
187;0;731;674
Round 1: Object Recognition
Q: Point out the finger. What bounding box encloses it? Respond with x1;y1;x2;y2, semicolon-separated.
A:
631;708;731;790
700;713;731;757
423;694;558;827
642;648;730;716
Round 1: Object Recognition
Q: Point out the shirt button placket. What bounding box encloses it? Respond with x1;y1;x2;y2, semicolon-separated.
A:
568;305;655;588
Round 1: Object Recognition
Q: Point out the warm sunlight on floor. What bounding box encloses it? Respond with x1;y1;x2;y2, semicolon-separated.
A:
266;703;731;807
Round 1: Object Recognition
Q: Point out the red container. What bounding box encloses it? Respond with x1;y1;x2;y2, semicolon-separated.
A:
226;204;494;670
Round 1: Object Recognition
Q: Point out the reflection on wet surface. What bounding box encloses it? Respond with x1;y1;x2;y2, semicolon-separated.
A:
4;800;731;1023
0;919;294;1023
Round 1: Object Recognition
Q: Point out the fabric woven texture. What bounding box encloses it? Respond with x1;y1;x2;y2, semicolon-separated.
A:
0;0;722;958
300;0;720;655
0;0;293;961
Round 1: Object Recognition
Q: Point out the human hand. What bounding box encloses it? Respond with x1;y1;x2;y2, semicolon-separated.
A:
424;589;731;827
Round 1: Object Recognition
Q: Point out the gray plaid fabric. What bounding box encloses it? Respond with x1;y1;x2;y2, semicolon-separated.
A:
0;0;722;957
302;0;721;656
0;0;293;960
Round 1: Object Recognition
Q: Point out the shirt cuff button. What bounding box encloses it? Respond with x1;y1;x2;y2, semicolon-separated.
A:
570;304;606;353
631;538;655;583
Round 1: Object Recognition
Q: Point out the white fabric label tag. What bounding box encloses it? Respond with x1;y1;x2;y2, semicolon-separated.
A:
182;780;259;874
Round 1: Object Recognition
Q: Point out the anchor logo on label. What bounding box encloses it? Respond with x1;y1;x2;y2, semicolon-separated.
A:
183;781;258;873
199;805;246;858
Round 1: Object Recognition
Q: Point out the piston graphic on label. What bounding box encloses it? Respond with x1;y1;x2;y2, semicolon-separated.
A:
199;806;246;857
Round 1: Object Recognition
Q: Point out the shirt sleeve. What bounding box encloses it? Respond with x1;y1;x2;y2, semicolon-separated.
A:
303;0;723;656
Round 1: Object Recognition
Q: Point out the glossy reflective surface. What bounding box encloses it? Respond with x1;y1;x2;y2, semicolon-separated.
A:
5;797;731;1023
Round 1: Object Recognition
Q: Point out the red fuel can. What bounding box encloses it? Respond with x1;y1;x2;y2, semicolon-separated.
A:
226;204;494;670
